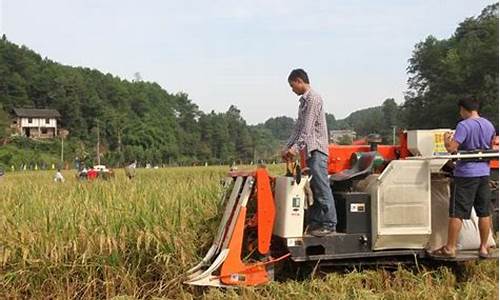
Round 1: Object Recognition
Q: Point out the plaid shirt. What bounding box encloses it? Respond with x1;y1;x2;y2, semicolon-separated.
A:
286;88;329;156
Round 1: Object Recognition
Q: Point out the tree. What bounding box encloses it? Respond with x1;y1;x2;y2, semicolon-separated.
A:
342;106;384;136
382;99;399;128
262;116;295;141
381;98;401;142
403;3;499;130
325;113;337;131
0;104;10;141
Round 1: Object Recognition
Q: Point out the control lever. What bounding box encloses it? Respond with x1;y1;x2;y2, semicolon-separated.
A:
286;160;302;184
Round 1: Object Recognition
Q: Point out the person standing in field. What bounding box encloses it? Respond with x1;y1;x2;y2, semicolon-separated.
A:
433;96;496;258
282;68;337;237
54;169;65;182
125;160;137;180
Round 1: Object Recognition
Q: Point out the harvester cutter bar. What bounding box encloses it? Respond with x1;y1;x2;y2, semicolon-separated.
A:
185;176;255;285
185;176;242;275
215;177;245;253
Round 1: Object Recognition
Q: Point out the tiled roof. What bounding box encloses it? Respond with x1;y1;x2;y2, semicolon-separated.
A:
13;108;61;118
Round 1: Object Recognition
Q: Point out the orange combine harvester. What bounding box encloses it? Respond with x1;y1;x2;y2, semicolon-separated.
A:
184;129;499;287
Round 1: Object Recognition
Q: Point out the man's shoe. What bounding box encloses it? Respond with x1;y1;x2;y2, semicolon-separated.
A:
309;227;335;237
305;223;321;234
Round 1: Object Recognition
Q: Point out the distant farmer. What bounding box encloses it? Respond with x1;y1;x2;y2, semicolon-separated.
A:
433;96;496;258
54;169;65;182
79;166;88;180
282;68;337;237
87;167;98;180
125;161;137;180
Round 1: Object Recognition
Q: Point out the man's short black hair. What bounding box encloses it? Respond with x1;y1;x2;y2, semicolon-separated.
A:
458;96;480;112
288;69;309;84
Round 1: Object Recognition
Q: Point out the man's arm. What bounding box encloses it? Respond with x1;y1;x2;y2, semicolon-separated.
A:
444;123;466;154
285;122;300;149
444;132;460;153
490;134;498;149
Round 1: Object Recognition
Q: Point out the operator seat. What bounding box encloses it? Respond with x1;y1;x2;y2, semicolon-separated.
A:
330;152;377;182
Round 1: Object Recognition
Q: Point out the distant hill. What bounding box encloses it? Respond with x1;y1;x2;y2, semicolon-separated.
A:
0;36;278;167
1;36;383;168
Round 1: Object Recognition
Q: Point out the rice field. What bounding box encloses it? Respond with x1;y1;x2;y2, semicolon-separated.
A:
0;166;498;299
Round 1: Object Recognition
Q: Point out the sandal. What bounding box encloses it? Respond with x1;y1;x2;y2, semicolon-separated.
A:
431;245;456;258
479;249;490;259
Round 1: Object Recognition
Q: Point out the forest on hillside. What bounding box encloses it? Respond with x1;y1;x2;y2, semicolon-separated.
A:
0;3;497;169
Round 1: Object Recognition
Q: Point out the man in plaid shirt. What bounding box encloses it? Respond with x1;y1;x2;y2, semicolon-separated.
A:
282;69;337;237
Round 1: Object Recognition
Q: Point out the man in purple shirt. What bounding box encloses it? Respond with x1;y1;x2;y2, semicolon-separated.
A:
434;96;496;258
282;69;337;237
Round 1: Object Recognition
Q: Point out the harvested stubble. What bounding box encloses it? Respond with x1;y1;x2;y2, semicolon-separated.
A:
0;167;497;299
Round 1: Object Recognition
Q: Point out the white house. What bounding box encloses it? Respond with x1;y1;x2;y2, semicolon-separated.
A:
329;129;357;144
11;108;61;139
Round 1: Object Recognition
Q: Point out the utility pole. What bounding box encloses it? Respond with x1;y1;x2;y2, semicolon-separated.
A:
392;126;396;145
59;129;69;168
96;119;101;165
61;136;64;163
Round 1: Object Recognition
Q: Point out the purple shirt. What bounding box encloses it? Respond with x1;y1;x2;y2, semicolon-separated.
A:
453;117;496;177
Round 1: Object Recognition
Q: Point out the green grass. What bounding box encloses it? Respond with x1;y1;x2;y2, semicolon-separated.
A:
0;167;497;299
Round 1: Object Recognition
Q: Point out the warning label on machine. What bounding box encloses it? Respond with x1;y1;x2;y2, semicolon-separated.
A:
433;132;449;155
350;203;365;213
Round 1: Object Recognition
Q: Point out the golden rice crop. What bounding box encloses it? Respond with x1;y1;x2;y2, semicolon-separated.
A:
0;167;497;299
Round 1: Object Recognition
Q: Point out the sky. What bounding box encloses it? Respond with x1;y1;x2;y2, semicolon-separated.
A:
0;0;495;124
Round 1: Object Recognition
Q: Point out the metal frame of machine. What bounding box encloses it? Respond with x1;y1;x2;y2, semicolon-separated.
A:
185;130;499;287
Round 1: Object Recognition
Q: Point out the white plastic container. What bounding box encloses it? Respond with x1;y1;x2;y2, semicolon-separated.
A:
273;176;308;238
406;129;451;173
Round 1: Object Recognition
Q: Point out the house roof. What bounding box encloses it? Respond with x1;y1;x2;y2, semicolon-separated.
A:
12;108;61;118
330;129;356;134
